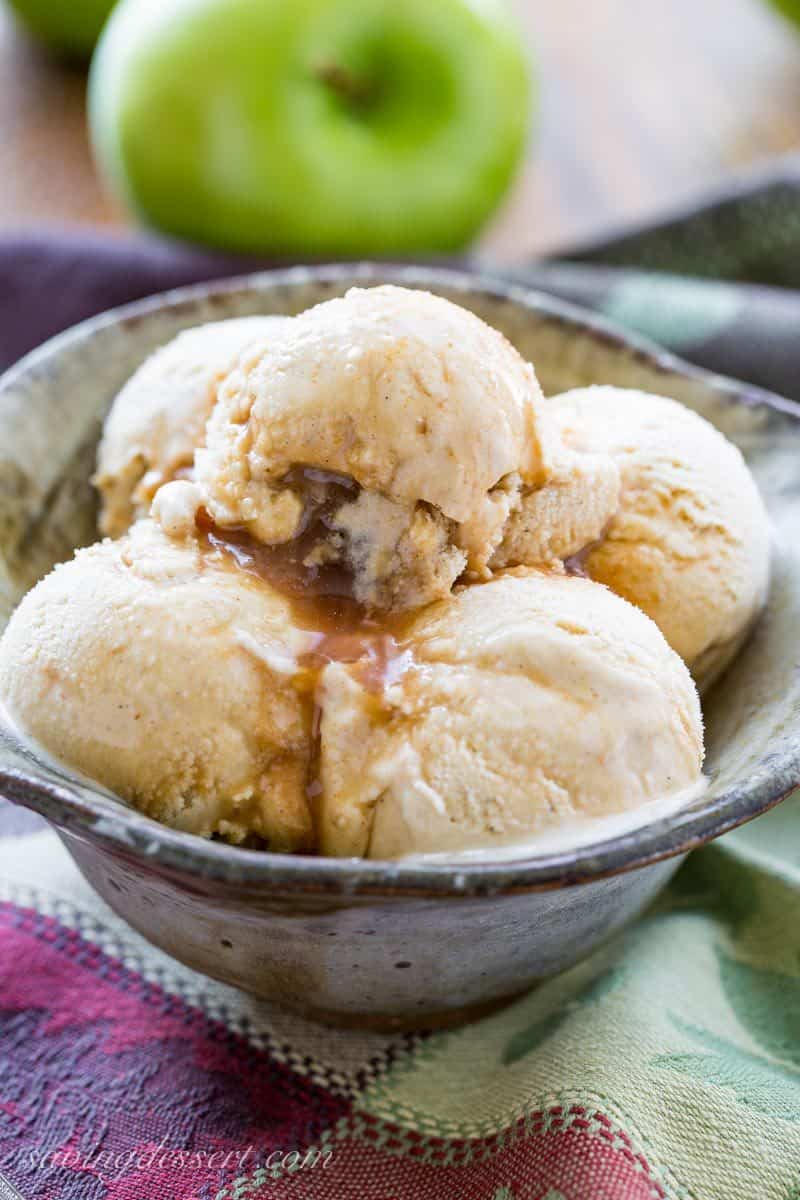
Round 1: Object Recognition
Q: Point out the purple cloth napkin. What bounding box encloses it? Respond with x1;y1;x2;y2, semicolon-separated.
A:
4;224;800;404
0;229;278;373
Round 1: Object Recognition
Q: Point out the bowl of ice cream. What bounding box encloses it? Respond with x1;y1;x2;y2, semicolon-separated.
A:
0;263;797;1028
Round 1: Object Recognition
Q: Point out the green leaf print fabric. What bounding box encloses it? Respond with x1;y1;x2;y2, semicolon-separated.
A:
509;163;800;402
356;797;800;1199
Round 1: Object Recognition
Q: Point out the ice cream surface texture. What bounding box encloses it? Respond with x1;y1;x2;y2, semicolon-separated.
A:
192;286;618;609
550;387;771;690
95;316;287;538
0;539;704;859
318;569;705;858
0;520;315;851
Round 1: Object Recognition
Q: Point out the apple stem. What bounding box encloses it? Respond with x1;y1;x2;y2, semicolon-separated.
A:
314;62;376;110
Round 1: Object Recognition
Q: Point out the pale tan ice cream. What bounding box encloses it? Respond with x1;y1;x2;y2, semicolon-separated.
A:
549;387;771;689
4;296;741;863
192;285;619;609
318;569;705;858
0;539;705;860
95;316;287;538
491;445;620;568
0;520;315;851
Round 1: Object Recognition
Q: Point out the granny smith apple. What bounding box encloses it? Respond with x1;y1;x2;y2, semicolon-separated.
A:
89;0;533;255
5;0;116;58
768;0;800;26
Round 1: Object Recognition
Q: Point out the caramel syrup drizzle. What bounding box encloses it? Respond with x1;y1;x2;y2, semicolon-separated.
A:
195;474;415;821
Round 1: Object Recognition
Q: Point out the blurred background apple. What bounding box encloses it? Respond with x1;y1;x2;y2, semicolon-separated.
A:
4;0;115;58
88;0;533;256
768;0;800;26
1;0;798;265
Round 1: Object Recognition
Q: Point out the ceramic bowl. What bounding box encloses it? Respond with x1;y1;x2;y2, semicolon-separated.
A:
0;264;798;1029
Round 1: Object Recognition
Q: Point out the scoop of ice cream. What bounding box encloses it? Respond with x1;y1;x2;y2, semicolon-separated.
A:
194;285;558;609
95;316;287;538
548;387;771;690
317;569;704;858
0;520;315;850
491;446;620;569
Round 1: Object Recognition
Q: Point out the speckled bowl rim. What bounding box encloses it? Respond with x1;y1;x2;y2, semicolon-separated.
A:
1;261;799;898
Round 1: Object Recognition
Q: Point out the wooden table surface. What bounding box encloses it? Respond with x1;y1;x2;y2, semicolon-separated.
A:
2;0;800;262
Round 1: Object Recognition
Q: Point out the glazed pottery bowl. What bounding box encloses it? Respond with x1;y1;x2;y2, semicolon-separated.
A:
0;264;798;1029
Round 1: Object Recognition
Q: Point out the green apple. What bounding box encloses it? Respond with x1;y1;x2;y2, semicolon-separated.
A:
5;0;116;58
89;0;533;255
768;0;800;26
